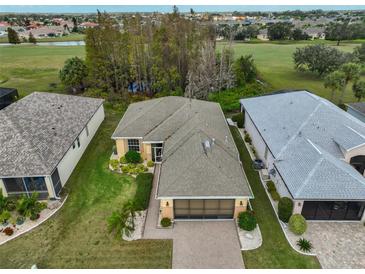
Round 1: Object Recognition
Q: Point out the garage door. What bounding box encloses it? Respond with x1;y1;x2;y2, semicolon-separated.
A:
174;199;234;219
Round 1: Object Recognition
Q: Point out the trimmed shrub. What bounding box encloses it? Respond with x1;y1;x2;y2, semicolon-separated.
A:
120;156;127;164
238;211;257;231
278;197;294;223
133;173;153;210
244;134;252;144
30;213;40;221
0;210;11;224
232;113;244;128
6;199;16;211
109;159;119;170
289;214;307;235
160;217;172;228
147;160;154;168
3;226;14;236
297;238;313;253
270;190;280;201
125;151;142;164
266;181;276;192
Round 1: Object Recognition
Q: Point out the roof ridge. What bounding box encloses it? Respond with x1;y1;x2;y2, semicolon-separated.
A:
144;99;191;139
295;157;324;197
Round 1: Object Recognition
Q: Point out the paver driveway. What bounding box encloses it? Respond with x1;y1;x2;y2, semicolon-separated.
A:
306;222;365;269
143;165;244;269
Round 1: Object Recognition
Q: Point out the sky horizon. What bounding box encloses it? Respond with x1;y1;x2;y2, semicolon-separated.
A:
0;5;365;14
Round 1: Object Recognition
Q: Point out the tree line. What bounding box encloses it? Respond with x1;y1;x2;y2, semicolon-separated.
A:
293;43;365;104
60;10;258;101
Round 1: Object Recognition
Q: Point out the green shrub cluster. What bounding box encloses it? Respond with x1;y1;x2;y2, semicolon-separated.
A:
147;160;154;168
289;214;307;235
231;113;244;128
238;210;257;231
278;197;294;223
16;192;47;218
120;156;127;164
266;181;281;201
133;173;154;211
160;217;172;227
297;238;313;253
125;151;142;164
121;163;148;175
109;159;119;170
244;133;252;144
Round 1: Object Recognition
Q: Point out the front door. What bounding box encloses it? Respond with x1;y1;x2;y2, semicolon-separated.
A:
151;143;163;163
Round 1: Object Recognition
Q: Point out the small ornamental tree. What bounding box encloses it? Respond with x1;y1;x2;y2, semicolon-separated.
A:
289;214;307;235
7;27;21;44
59;57;88;93
238;211;257;231
278;197;293;223
28;32;37;44
125;151;142;164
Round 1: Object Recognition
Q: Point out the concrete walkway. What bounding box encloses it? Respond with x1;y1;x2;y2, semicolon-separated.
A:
143;165;244;269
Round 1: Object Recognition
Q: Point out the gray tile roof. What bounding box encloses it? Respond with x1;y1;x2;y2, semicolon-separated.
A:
113;96;253;198
240;91;365;200
0;92;103;177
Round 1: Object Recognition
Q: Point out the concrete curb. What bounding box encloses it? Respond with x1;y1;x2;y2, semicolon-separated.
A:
0;194;69;246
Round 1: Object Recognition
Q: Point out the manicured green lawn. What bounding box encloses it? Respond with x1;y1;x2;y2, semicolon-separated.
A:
0;33;85;43
0;45;85;97
0;106;172;269
229;126;321;269
217;41;364;104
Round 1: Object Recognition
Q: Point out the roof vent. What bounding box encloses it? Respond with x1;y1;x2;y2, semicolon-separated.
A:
298;131;302;137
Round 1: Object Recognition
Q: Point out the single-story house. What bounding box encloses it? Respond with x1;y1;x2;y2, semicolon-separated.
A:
346;102;365;124
257;29;268;40
0;92;104;199
303;27;326;40
112;96;253;220
0;87;18;110
240;91;365;221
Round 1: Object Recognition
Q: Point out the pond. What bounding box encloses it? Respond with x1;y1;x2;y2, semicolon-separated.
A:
0;41;85;47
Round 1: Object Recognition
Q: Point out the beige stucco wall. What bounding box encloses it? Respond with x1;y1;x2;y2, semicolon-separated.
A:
293;200;304;215
115;139;152;161
115;139;128;159
160;199;174;219
234;198;248;218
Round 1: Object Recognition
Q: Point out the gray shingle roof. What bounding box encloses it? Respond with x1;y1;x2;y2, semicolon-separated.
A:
113;96;253;198
0;92;103;177
240;91;365;200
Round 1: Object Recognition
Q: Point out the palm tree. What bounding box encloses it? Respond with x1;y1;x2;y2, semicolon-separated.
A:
324;70;346;102
107;200;136;238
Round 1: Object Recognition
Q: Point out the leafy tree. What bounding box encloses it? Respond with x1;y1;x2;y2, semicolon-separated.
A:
107;200;136;239
325;21;352;46
338;62;362;104
293;44;353;76
354;43;365;63
352;81;365;102
267;22;293;40
28;32;37;44
324;70;346;101
233;55;258;86
292;28;309;40
217;46;235;91
7;27;20;44
59;57;88;93
72;17;78;32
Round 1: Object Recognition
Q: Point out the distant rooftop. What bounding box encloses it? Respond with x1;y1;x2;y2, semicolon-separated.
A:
0;92;103;177
347;102;365;116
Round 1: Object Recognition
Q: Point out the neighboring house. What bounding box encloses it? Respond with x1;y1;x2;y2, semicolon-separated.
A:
0;92;104;199
0;87;18;110
240;91;365;222
112;96;253;220
303;27;326;40
346;102;365;124
257;29;268;40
